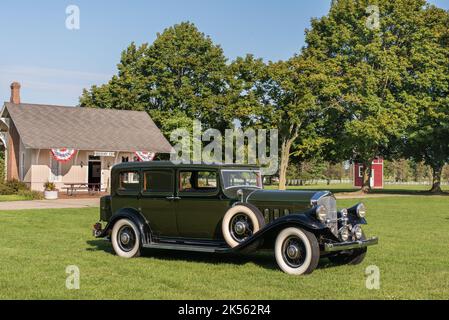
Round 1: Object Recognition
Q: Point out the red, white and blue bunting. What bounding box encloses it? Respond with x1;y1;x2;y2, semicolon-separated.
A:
134;151;156;162
51;148;77;162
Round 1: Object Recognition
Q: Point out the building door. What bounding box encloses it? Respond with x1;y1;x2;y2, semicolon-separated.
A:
370;169;375;188
88;156;101;187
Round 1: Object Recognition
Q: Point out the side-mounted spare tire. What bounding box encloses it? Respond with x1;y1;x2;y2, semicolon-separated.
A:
222;204;265;250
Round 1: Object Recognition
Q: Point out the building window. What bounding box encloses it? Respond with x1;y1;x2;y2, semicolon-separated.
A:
358;166;364;178
49;156;61;182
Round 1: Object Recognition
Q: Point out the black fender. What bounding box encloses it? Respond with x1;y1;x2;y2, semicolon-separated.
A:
96;208;152;245
347;215;367;226
231;207;331;252
347;203;368;225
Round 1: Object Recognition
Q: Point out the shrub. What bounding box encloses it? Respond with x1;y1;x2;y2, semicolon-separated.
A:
0;184;14;195
5;179;29;193
0;179;43;200
0;155;4;182
17;189;43;200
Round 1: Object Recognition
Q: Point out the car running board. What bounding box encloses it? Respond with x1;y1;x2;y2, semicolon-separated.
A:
143;242;230;253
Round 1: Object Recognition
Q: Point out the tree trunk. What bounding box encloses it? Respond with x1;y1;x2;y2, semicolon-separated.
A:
361;162;372;193
430;164;443;193
278;138;293;191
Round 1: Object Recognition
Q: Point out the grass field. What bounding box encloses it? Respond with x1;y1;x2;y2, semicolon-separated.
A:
0;195;30;202
0;195;448;299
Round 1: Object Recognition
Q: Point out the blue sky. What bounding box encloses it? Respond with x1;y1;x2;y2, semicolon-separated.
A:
1;0;448;106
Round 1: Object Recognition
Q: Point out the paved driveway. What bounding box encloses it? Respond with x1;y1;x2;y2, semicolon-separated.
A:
0;198;100;211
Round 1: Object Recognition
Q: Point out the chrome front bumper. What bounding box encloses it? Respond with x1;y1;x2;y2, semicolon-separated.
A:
324;237;378;252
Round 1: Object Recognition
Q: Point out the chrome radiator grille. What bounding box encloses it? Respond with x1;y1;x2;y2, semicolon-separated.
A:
317;195;338;236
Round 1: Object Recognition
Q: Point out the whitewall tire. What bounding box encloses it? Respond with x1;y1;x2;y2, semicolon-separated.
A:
275;227;320;275
111;219;141;258
222;204;265;248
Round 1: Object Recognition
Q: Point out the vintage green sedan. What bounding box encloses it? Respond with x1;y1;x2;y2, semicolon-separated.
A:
93;161;378;275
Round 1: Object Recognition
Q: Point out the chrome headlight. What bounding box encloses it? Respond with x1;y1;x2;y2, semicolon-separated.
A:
352;224;363;240
356;203;366;218
341;208;348;218
339;227;350;241
315;205;328;223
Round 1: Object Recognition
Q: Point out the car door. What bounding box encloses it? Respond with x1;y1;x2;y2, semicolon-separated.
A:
140;169;178;238
175;169;229;240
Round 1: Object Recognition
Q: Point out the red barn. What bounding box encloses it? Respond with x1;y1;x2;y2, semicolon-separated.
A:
353;158;384;189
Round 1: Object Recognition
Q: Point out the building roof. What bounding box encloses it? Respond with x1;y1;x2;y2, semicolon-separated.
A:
2;102;173;153
112;161;260;171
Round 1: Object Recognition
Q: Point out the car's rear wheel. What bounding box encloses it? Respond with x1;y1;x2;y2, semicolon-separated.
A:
274;227;320;275
222;204;265;249
111;219;141;258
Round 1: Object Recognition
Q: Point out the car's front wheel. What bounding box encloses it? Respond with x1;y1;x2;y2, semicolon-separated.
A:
274;227;320;275
111;219;141;258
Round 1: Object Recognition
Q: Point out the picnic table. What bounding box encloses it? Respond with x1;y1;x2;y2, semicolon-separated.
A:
63;183;101;196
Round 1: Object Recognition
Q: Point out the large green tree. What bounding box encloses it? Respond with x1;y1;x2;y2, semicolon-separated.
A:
80;22;230;136
227;54;330;190
402;6;449;193
303;0;436;192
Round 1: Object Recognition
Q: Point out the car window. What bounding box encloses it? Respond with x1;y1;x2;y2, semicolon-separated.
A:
144;170;173;193
119;171;140;191
179;171;217;193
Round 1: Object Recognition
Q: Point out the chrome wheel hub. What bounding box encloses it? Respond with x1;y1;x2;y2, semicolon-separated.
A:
120;232;131;245
286;244;300;260
234;221;247;236
282;236;306;268
229;213;254;243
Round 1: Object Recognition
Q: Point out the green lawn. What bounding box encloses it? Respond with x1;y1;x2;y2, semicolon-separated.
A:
0;195;448;299
0;195;30;202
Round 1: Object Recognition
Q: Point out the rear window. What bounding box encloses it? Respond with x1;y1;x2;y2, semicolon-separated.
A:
118;171;140;191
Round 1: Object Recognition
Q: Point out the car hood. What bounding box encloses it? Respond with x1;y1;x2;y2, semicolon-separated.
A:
246;189;330;213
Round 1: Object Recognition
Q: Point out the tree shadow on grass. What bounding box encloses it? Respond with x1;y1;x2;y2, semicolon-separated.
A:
369;189;449;196
285;186;449;197
86;239;341;272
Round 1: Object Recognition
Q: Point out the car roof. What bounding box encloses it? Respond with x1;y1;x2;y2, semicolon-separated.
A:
112;161;260;171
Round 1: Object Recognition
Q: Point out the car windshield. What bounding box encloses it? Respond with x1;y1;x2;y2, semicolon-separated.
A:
221;170;263;189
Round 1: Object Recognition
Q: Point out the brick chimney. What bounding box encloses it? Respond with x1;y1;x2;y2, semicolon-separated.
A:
10;82;21;104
